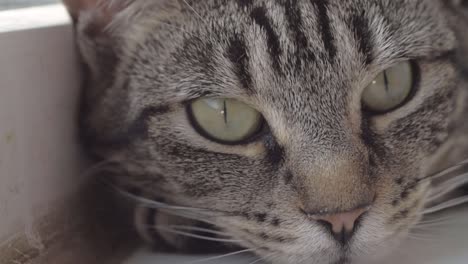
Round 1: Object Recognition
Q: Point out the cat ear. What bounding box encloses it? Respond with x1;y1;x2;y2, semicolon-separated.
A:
63;0;181;76
63;0;181;30
443;0;468;13
64;0;182;149
63;0;102;21
62;0;132;35
442;0;468;77
448;0;468;7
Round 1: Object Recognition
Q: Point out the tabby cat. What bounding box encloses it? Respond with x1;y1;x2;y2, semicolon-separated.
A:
64;0;468;263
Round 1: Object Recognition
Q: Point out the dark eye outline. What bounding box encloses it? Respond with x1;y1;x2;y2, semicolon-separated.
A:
362;60;421;115
185;98;267;146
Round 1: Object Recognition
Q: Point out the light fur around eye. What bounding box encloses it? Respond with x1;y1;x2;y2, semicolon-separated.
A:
362;61;416;113
65;0;468;262
188;98;263;144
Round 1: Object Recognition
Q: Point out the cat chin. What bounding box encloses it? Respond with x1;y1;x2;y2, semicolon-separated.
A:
350;235;403;264
241;221;403;264
266;251;343;264
257;237;400;264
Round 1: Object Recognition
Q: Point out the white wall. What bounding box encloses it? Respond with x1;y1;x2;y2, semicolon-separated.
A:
0;5;85;245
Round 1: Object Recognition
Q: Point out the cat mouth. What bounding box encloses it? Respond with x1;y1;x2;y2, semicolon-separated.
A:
332;257;351;264
331;246;354;264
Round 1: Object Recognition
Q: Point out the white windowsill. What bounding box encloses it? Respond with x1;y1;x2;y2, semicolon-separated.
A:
0;3;84;262
0;4;70;33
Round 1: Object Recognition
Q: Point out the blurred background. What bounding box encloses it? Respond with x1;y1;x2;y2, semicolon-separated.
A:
0;0;58;11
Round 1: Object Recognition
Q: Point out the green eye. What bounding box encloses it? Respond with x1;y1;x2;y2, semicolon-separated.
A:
362;61;417;113
188;98;264;144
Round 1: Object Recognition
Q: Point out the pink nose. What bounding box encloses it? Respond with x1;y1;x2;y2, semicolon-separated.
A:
309;207;369;244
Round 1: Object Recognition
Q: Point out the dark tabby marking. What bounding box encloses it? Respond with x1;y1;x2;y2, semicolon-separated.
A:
389;209;410;224
264;135;285;166
271;218;281;227
283;171;294;185
312;0;337;60
236;0;253;9
350;11;373;65
254;213;267;223
282;0;316;69
227;34;254;94
65;0;468;263
250;6;283;74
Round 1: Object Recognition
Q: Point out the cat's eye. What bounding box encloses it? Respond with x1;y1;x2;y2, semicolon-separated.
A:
188;98;264;144
362;61;417;113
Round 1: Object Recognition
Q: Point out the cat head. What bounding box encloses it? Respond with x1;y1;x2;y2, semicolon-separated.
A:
65;0;468;263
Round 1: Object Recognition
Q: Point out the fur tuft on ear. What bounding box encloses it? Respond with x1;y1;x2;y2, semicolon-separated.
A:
63;0;99;20
443;0;468;13
441;0;468;78
64;0;182;149
63;0;181;37
62;0;181;75
63;0;133;36
449;0;468;7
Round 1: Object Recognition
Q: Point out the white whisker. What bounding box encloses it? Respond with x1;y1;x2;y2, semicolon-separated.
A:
414;215;457;229
423;195;468;215
406;233;435;242
139;204;222;227
161;210;220;227
79;159;120;178
406;230;447;247
181;0;207;24
109;185;237;230
110;183;212;212
248;252;276;264
114;186;234;216
423;158;468;182
109;182;224;227
157;21;197;36
248;258;263;264
153;226;241;244
412;225;442;233
417;215;454;225
185;248;257;264
414;221;453;229
428;172;468;202
168;225;231;237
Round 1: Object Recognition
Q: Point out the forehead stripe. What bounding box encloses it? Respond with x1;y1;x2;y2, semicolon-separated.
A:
351;11;374;65
311;0;337;61
282;0;316;69
226;33;254;94
251;5;283;75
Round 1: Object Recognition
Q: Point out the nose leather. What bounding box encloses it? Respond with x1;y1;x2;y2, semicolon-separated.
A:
312;207;368;234
307;207;369;244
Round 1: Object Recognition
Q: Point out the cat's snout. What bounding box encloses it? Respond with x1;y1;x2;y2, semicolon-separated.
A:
305;206;369;245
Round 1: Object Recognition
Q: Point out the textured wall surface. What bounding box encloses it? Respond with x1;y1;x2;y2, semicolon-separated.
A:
0;6;138;264
0;3;84;250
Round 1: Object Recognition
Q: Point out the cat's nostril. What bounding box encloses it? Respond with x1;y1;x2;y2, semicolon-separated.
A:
306;207;369;245
316;220;355;245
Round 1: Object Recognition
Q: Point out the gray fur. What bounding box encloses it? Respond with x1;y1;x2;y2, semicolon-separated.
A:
67;0;468;263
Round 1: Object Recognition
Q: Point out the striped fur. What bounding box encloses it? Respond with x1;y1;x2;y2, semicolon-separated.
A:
67;0;468;263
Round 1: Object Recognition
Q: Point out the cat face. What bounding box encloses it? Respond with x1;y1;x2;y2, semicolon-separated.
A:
66;0;468;263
